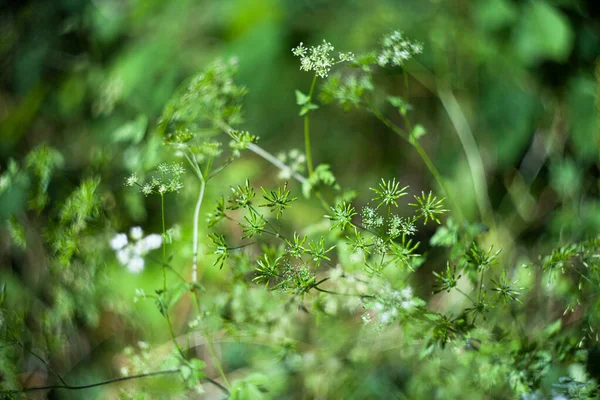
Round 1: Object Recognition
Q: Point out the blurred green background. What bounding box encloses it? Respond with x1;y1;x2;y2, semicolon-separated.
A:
1;0;599;398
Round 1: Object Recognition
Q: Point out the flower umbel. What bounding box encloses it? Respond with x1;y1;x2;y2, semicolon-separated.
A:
292;40;341;78
377;30;423;67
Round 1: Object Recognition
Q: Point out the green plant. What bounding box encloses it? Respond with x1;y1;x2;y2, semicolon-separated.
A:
2;28;599;400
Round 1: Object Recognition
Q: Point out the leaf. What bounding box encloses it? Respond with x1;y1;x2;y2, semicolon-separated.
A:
410;124;426;143
112;115;148;144
515;1;573;64
180;365;192;381
295;90;310;105
299;102;319;116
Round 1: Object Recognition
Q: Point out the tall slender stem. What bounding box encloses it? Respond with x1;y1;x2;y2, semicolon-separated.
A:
369;105;464;223
304;74;318;177
161;193;167;292
191;291;231;388
192;176;205;283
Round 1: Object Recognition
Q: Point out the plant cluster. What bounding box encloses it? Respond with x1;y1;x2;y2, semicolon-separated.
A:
1;29;599;400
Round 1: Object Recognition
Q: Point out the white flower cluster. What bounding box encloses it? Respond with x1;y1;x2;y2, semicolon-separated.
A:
365;285;417;326
110;227;162;273
387;215;416;238
361;206;384;229
377;30;423;67
277;149;306;180
124;162;184;197
292;40;336;78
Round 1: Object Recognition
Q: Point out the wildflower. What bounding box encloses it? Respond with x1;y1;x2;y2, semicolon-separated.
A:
362;206;384;229
110;233;128;250
377;30;423;67
130;226;143;240
143;234;163;250
110;229;163;274
141;183;153;196
125;174;138;187
338;52;354;62
128;257;144;273
292;40;336;78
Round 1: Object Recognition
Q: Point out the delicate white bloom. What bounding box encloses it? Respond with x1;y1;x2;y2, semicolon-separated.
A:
171;163;185;176
401;287;413;299
292;40;336;78
157;163;169;173
401;299;416;310
141;183;153;196
277;167;292;180
128;257;144;273
110;233;128;250
111;229;162;274
144;234;163;250
362;206;384;229
124;174;138;187
377;30;423;67
130;226;143;240
117;248;131;265
133;240;147;256
338;52;354;62
120;366;129;377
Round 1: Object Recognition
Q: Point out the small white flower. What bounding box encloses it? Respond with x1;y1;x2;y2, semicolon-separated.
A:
110;233;128;250
124;174;138;187
143;234;163;250
141;183;153;196
128;257;144;273
116;248;131;265
130;226;143;240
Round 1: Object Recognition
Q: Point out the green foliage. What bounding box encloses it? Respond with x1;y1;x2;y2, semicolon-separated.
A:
2;6;600;399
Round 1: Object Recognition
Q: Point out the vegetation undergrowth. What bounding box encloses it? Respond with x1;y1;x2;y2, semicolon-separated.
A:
1;29;599;400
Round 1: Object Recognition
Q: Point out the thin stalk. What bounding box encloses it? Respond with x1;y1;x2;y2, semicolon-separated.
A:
11;340;67;386
369;105;464;223
205;336;230;388
0;369;229;395
191;291;231;388
216;120;307;184
192;177;205;283
456;287;476;304
304;74;318;176
161;194;167;292
160;193;184;356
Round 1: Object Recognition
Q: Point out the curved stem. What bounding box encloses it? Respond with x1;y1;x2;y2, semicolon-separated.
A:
0;369;229;395
216;120;307;184
369;105;465;223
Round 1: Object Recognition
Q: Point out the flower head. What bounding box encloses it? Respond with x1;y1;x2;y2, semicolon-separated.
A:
377;31;423;67
292;40;336;78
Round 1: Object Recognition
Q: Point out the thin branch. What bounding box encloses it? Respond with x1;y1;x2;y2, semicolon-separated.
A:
0;369;229;395
10;339;67;386
216;120;307;184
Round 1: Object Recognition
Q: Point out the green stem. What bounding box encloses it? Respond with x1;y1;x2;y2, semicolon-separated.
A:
161;194;167;293
304;74;318;177
191;291;231;388
192;175;205;283
369;105;465;223
160;193;184;357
